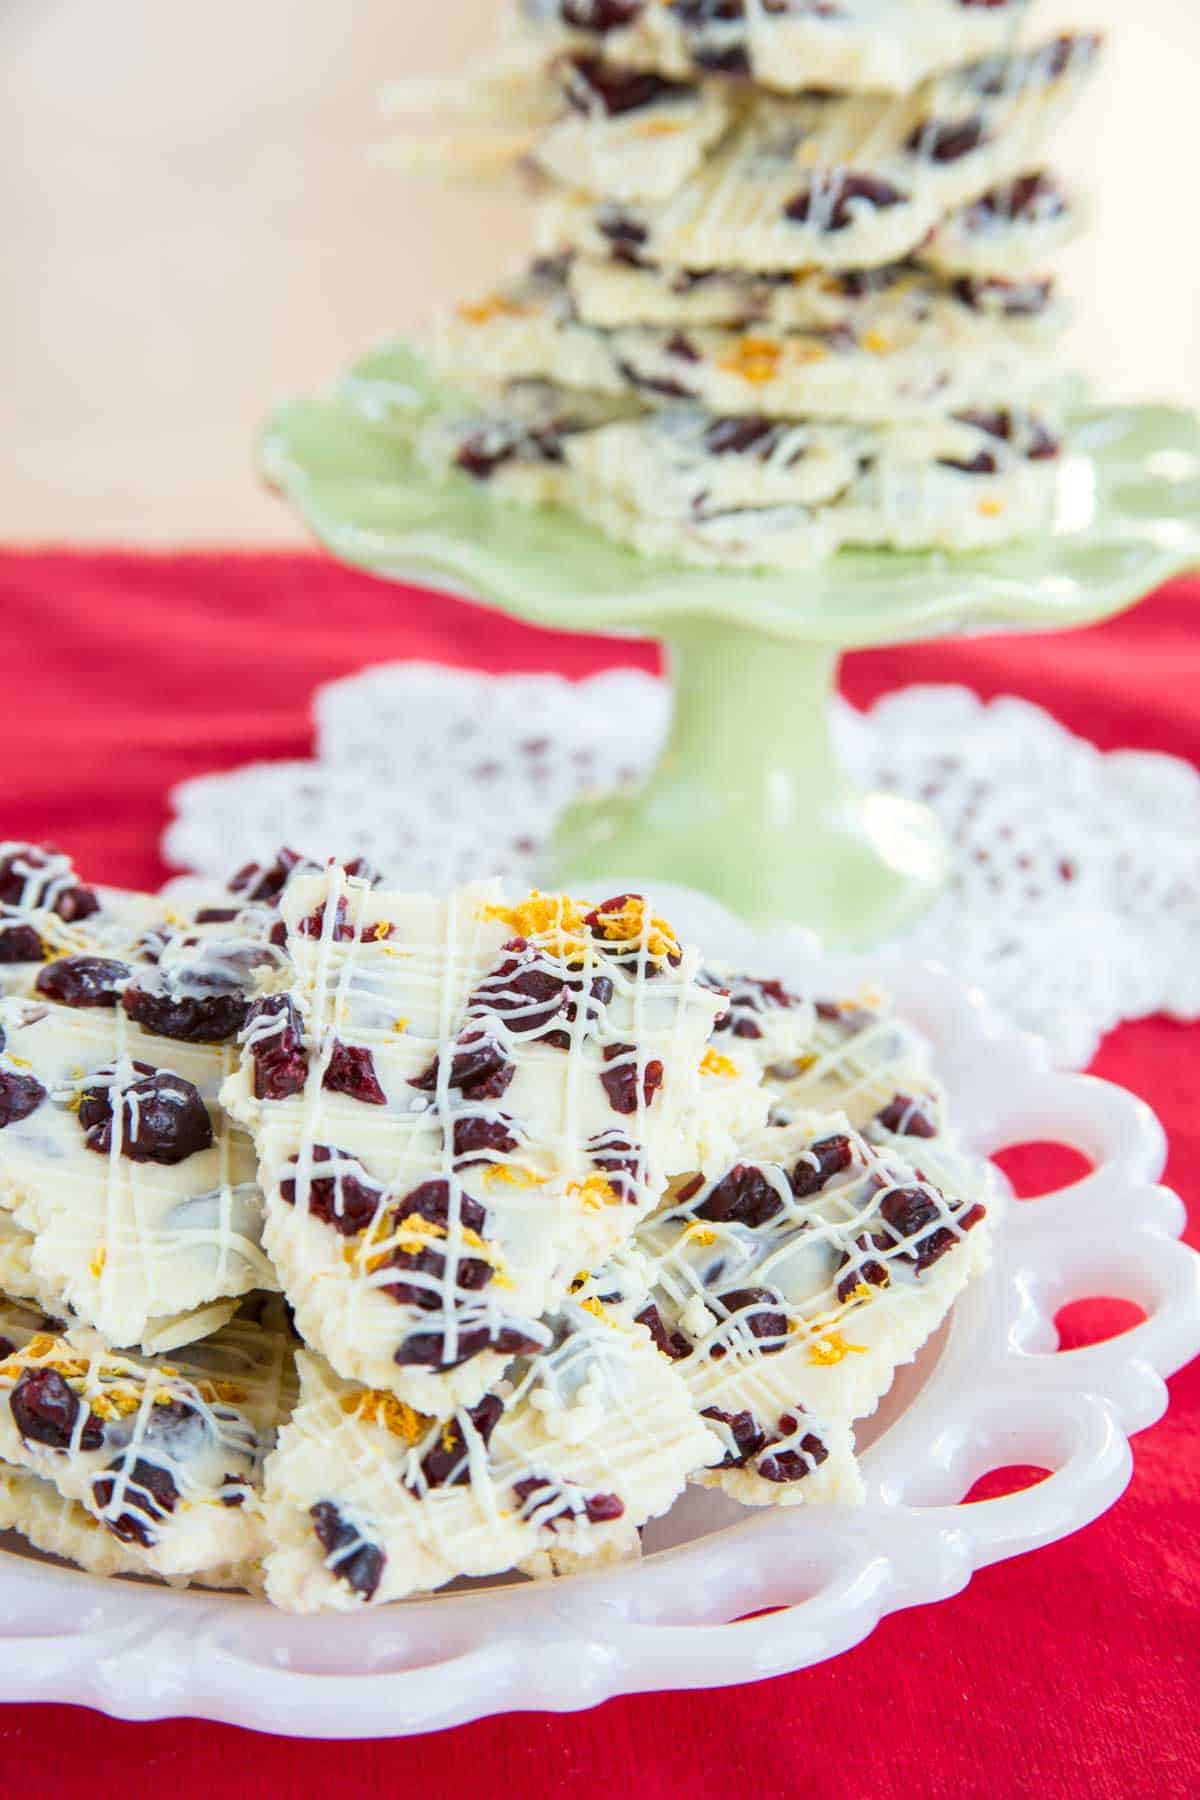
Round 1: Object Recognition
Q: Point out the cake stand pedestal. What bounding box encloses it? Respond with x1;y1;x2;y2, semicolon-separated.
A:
261;342;1200;944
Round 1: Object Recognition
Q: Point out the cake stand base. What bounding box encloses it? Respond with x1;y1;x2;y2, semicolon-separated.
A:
542;619;946;942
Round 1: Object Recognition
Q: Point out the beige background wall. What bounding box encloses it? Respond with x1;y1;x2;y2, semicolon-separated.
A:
4;0;1197;544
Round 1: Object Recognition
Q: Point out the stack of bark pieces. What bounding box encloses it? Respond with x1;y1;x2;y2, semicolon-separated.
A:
401;1;1100;568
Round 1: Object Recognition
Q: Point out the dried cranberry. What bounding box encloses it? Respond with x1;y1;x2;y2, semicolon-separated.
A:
467;941;610;1049
511;1474;625;1530
296;898;359;941
967;171;1065;226
0;925;46;964
394;1323;542;1370
0;847;97;922
11;1366;103;1451
835;1230;892;1302
600;1043;663;1115
595;206;648;248
906;115;987;162
193;906;241;925
91;1456;180;1546
566;58;677;116
716;1287;788;1352
322;1040;386;1106
310;1501;385;1601
378;1180;492;1310
220;1477;249;1507
699;1406;765;1467
703;416;777;458
281;1144;384;1236
121;984;248;1044
785;174;905;231
410;1031;515;1103
636;1302;692;1361
78;1065;213;1165
452;1112;519;1165
418;1393;504;1489
616;360;695;401
0;1067;46;1128
588;1131;642;1202
757;1416;829;1484
0;1337;13;1361
695;1163;785;1228
35;956;129;1008
228;847;312;905
879;1186;986;1272
875;1093;937;1138
954;275;1053;317
561;0;644;29
244;993;308;1100
789;1134;854;1199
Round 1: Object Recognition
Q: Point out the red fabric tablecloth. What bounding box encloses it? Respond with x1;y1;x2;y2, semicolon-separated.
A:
1;551;1197;1797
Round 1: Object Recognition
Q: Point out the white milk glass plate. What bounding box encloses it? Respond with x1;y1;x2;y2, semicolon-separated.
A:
0;887;1196;1737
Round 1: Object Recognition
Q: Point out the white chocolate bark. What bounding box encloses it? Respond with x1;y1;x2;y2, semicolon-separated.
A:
434;260;1066;423
0;1294;293;1583
567;251;1063;335
262;1264;719;1611
0;997;276;1349
223;874;726;1412
634;1115;992;1503
533;37;1100;273
511;2;1039;99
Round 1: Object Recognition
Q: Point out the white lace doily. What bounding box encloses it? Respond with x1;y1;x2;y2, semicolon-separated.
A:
163;665;1200;1068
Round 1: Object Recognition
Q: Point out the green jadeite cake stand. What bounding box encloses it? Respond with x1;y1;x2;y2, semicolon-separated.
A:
261;341;1200;944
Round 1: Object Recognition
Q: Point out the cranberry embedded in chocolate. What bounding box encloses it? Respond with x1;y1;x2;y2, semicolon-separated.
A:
297;897;356;941
10;1365;104;1451
699;1405;765;1467
875;1093;938;1138
78;1065;213;1165
716;1287;788;1353
588;1130;642;1202
452;1112;520;1165
757;1416;829;1484
511;1474;625;1530
35;956;130;1009
835;1230;892;1303
122;983;248;1044
91;1455;181;1546
703;416;777;459
954;275;1053;318
281;1144;384;1236
905;115;987;163
378;1180;493;1310
0;1066;47;1128
967;171;1065;227
410;1030;515;1103
566;57;678;116
878;1186;986;1272
595;205;649;248
561;0;645;30
789;1134;853;1199
244;993;308;1100
394;1322;543;1370
600;1043;663;1115
310;1501;385;1601
616;359;695;401
418;1393;504;1489
0;924;46;964
636;1302;692;1361
228;847;313;906
695;1162;785;1229
0;1337;13;1361
322;1040;387;1106
0;845;97;922
785;174;905;232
